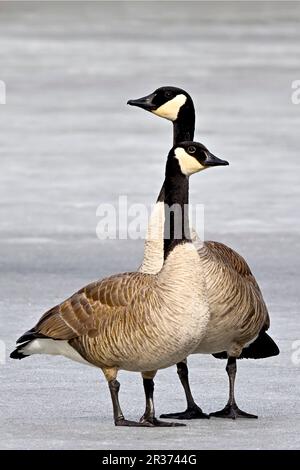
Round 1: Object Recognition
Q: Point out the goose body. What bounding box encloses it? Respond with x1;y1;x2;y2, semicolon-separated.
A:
17;246;208;372
193;241;268;356
11;141;227;426
129;87;279;419
138;191;269;359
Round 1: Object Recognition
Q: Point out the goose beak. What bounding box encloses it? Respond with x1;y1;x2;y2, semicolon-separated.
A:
204;152;229;167
127;92;157;111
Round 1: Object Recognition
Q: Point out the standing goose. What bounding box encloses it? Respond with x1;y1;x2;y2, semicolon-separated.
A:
128;86;279;419
10;141;228;427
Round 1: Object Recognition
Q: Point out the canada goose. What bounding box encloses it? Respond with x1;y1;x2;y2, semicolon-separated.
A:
128;87;279;419
10;141;228;427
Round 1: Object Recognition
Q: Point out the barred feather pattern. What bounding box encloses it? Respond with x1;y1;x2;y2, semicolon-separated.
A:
26;244;210;372
194;241;269;356
140;202;269;358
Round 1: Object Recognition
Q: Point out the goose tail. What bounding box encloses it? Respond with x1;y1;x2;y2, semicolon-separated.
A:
10;340;33;360
240;331;280;359
10;329;47;360
213;331;280;360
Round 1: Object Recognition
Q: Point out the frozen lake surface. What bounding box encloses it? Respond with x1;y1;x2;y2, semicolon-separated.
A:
0;1;300;449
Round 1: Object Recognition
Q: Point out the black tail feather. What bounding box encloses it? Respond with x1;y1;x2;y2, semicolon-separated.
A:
213;331;280;360
10;341;32;360
240;332;280;359
17;329;48;344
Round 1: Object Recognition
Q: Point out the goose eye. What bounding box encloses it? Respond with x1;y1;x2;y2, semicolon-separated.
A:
188;146;196;154
164;91;173;99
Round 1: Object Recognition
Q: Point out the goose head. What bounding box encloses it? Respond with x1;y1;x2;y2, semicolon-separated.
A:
169;141;229;177
127;86;193;122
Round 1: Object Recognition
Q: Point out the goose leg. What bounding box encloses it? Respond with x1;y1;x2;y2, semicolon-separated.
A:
140;377;185;427
108;379;156;427
108;379;143;426
104;367;152;427
160;361;209;420
210;357;258;419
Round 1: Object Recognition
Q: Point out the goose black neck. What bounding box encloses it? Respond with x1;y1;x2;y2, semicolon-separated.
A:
173;101;195;145
157;101;195;205
163;159;191;259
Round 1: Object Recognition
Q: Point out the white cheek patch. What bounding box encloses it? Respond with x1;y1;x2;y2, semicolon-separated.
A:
152;94;187;121
174;147;206;176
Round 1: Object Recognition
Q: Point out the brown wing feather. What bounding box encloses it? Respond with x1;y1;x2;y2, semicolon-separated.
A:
204;241;253;278
203;241;270;331
33;272;151;340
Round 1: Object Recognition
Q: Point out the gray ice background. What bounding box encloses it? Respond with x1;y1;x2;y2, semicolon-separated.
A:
0;1;300;450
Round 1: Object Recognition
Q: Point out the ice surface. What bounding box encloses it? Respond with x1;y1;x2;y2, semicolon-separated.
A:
0;1;300;450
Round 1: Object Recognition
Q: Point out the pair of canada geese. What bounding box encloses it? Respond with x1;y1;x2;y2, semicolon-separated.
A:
11;86;279;427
